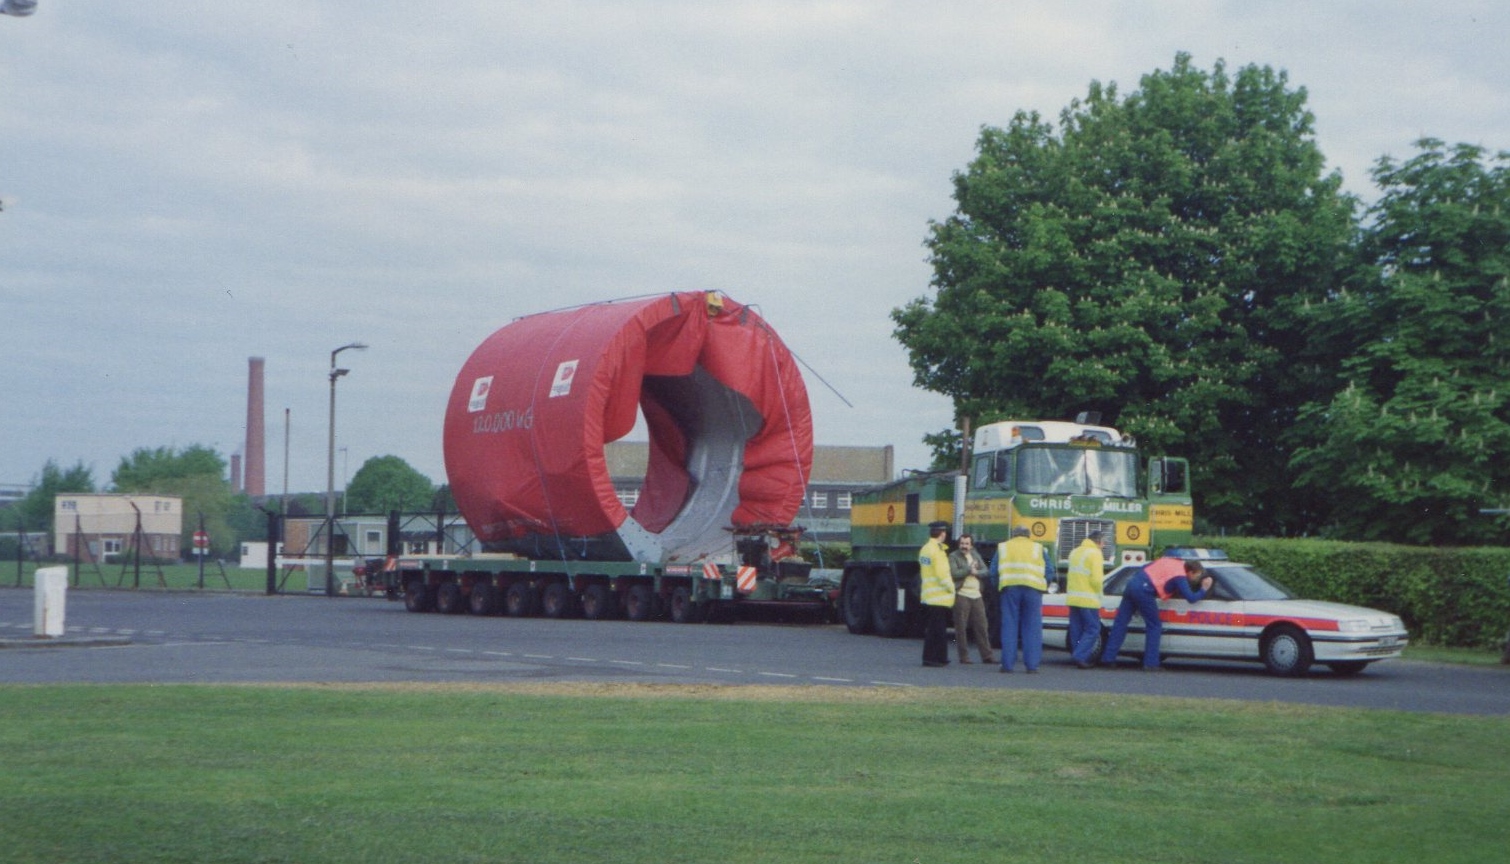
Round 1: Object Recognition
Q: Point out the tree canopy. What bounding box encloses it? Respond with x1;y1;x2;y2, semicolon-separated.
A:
1291;140;1510;543
896;53;1357;534
344;455;434;515
112;444;235;556
15;459;95;531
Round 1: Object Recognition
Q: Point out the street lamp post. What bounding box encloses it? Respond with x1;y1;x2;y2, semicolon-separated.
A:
326;342;367;596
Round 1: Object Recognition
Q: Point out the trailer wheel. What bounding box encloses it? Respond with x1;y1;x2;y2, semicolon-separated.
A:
469;583;500;616
871;569;906;638
505;582;539;617
434;582;465;615
540;582;576;618
403;580;433;613
842;571;873;634
670;585;703;624
581;584;618;620
624;584;655;622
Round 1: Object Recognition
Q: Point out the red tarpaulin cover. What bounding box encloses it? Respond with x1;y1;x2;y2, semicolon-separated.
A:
442;292;814;563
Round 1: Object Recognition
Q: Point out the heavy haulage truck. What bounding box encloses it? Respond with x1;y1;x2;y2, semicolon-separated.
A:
839;418;1194;638
390;291;836;623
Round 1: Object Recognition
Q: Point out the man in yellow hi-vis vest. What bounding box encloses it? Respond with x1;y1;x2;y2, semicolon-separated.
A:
918;521;956;667
1065;531;1107;668
990;527;1052;673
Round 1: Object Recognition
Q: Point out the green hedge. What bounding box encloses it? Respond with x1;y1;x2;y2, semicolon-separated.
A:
1192;537;1510;648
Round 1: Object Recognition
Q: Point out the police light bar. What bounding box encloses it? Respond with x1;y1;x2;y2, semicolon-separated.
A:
1;0;38;16
1161;547;1229;561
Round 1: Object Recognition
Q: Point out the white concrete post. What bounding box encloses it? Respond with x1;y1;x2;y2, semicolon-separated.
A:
34;565;68;638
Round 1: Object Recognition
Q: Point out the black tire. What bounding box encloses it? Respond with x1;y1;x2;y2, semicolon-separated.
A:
469;583;500;616
581;583;618;620
541;582;575;619
1327;661;1370;676
871;569;906;638
435;582;465;615
670;585;703;624
624;584;655;622
842;571;873;634
505;582;539;617
1261;625;1314;676
403;580;433;613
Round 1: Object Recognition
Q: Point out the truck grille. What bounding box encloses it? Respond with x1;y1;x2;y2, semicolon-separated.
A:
1057;519;1115;563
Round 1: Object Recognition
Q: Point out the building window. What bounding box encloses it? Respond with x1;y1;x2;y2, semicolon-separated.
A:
810;491;827;510
60;500;77;511
617;488;640;507
103;538;122;555
836;491;852;511
366;530;382;546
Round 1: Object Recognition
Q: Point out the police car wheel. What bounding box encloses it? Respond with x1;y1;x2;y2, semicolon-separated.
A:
1262;625;1314;676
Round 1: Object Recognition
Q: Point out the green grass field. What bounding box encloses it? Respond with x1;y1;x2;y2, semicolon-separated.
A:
1;683;1507;863
4;560;331;594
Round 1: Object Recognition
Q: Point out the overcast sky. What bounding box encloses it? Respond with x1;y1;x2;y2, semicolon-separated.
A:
3;2;1507;498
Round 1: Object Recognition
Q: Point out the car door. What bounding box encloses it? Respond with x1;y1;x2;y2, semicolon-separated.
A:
1159;568;1251;660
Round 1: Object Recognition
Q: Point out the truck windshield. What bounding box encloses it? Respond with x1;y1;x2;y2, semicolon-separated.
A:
1015;447;1138;497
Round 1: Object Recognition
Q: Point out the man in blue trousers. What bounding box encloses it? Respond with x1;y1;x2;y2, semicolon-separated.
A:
991;527;1054;673
1099;557;1213;670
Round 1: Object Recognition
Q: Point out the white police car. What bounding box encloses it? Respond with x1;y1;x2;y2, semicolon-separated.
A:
1042;549;1409;676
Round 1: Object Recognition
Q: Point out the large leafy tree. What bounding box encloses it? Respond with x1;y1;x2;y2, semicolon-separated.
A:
112;445;234;556
344;455;434;516
1291;140;1510;543
16;459;96;532
894;53;1355;532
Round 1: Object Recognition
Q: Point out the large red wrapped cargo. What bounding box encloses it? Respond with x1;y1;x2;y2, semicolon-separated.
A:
443;292;813;564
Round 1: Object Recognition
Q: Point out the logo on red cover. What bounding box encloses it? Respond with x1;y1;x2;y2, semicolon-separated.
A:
468;376;493;412
550;360;579;398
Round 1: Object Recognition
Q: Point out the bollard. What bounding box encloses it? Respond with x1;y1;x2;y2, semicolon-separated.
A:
34;566;68;638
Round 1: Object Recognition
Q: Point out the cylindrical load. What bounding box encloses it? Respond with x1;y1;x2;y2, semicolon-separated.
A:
443;292;813;564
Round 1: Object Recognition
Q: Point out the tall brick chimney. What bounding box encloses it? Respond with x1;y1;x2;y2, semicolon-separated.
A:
245;357;266;497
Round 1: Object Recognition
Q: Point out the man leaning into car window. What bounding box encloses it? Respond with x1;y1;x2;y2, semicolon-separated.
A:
1098;558;1213;671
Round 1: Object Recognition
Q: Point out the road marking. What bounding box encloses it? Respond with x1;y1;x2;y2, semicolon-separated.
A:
523;654;553;659
567;657;598;662
758;672;798;679
482;651;513;657
610;660;644;666
656;663;692;669
870;681;914;687
705;667;742;674
812;676;853;683
444;648;473;654
410;646;437;651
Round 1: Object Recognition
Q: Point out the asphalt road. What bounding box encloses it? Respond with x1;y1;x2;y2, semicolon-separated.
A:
2;589;1507;715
